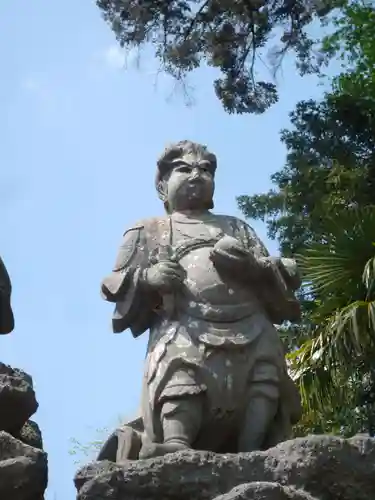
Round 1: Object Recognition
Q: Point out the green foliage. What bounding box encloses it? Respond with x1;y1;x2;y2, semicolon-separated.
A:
321;1;375;95
238;2;375;436
96;0;341;114
237;95;375;255
292;402;366;438
287;208;375;436
238;1;375;251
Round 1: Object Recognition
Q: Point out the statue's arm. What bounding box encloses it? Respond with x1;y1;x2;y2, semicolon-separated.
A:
0;256;14;334
101;224;145;303
240;221;301;323
241;222;301;290
101;224;161;335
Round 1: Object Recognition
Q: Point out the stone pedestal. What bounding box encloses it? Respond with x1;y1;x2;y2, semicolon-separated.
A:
75;434;375;500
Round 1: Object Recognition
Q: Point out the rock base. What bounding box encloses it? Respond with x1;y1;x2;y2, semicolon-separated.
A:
0;431;48;500
0;362;47;500
0;362;38;434
75;434;375;500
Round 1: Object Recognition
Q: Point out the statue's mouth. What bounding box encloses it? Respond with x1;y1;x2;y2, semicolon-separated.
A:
187;178;205;187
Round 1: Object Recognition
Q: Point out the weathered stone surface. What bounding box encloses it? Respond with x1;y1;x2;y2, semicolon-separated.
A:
0;430;48;500
0;362;38;433
17;420;43;450
74;434;375;500
214;483;315;500
100;140;302;461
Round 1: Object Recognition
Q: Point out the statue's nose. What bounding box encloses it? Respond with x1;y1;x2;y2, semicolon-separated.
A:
190;168;200;179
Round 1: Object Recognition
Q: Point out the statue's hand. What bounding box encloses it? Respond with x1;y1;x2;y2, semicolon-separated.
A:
142;261;186;294
212;235;248;255
210;235;264;278
210;235;254;268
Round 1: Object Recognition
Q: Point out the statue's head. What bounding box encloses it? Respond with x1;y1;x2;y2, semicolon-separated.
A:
156;140;217;213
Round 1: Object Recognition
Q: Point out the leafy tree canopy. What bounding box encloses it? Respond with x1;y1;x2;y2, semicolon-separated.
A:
96;0;342;114
238;1;375;253
237;1;375;436
322;1;375;95
238;93;375;255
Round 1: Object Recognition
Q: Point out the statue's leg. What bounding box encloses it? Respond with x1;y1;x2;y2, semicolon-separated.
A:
238;361;279;452
139;395;203;459
162;395;203;449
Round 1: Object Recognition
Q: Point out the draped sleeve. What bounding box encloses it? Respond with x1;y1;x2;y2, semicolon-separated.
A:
101;222;161;336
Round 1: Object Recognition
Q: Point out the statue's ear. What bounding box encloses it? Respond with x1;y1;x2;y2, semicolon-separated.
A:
156;179;172;213
156;179;167;202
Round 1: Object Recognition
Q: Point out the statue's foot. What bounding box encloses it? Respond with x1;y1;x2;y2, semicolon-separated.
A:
139;440;190;459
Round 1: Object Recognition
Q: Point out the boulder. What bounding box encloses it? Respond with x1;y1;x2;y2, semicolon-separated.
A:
17;420;44;450
74;434;375;500
0;362;47;499
0;362;38;433
0;431;48;500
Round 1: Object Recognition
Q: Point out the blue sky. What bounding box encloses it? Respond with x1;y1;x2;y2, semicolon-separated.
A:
0;2;333;499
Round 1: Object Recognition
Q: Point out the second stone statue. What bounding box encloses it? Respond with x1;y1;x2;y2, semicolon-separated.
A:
99;140;302;462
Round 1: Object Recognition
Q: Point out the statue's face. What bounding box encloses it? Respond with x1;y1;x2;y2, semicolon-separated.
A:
163;151;215;212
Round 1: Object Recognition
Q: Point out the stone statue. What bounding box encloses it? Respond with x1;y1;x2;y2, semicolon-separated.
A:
100;141;302;462
0;256;14;334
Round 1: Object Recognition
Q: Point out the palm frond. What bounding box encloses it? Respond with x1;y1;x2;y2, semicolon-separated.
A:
287;206;375;431
289;296;375;409
288;342;345;411
296;207;375;317
363;254;375;298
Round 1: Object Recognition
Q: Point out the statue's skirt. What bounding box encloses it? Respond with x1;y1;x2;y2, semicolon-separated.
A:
141;312;299;449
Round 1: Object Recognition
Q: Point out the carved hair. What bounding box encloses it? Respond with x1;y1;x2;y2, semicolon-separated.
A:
155;140;217;212
157;140;217;179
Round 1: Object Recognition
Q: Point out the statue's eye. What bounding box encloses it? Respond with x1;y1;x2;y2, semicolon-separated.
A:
198;161;212;174
177;164;192;173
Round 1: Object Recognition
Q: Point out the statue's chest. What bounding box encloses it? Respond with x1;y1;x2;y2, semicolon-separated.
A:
171;220;227;243
171;220;252;305
145;215;256;310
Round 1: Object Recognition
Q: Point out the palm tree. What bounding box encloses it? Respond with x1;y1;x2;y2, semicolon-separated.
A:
288;206;375;436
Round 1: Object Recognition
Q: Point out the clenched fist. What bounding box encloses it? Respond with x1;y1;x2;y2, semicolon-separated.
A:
210;235;253;270
142;261;186;294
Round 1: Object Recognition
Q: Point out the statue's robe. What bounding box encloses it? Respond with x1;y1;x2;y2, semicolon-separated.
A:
0;256;14;334
102;212;301;452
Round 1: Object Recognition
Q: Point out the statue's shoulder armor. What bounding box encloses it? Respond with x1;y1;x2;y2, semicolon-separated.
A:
113;217;170;272
138;216;171;242
120;216;167;239
112;221;145;272
122;220;145;236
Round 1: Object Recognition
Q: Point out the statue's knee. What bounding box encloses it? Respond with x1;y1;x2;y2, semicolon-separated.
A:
161;396;203;421
161;396;203;444
250;361;280;402
248;382;279;401
161;399;185;419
